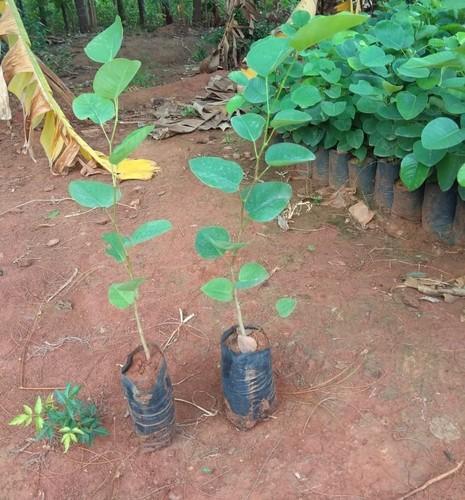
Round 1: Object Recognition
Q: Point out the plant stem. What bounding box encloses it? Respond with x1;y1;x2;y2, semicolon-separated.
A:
103;106;151;361
231;267;246;337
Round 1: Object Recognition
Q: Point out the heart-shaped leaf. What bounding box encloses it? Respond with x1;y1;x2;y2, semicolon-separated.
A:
69;180;120;208
84;16;123;63
93;58;141;100
201;278;233;302
421;118;465;150
275;297;297;318
195;226;231;260
265;143;315;167
231;113;266;142
108;278;144;309
236;262;269;289
189;156;244;193
396;91;427;120
400;154;430;191
244;181;292;222
72;93;115;125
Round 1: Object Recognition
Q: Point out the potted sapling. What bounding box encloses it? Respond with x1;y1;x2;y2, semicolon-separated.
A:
188;36;317;429
68;17;175;449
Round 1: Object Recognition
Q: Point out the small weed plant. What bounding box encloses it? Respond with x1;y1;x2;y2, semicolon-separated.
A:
9;384;107;453
68;17;172;361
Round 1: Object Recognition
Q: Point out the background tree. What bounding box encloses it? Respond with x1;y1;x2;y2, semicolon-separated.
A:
74;0;90;32
114;0;126;23
36;0;48;26
193;0;202;24
137;0;145;26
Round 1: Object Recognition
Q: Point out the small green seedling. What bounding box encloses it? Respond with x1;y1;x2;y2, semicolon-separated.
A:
68;17;172;360
9;384;107;453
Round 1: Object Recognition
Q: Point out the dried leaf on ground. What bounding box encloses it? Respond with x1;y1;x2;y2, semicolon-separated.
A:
0;65;11;120
401;275;465;301
0;1;157;180
348;201;375;228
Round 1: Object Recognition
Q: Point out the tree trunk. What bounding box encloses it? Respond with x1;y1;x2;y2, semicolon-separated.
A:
193;0;202;24
37;0;48;26
87;0;97;31
162;0;173;24
115;0;126;23
74;0;90;33
137;0;145;26
61;3;69;32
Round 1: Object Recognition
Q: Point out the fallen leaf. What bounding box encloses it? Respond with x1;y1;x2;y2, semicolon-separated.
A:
348;201;375;228
46;238;59;247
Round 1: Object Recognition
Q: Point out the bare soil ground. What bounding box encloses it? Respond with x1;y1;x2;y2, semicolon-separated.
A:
1;35;465;500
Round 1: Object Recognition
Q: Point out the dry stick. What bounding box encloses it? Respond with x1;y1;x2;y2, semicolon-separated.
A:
397;460;464;500
161;309;195;351
46;267;79;302
0;197;72;217
302;396;337;433
245;439;282;500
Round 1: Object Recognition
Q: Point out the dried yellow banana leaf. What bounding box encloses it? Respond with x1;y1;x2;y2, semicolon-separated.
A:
0;0;157;180
0;66;11;120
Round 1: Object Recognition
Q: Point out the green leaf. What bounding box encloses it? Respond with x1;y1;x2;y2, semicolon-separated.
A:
397;60;430;79
246;36;291;77
359;45;392;68
244;181;292;222
102;232;127;262
108;278;144;309
195;226;231;260
413;141;446;167
355;96;381;113
93;58;141;100
228;71;249;86
270;109;311;128
34;397;42;416
421;118;465;150
243;77;269;104
291;13;368;51
231;113;265;142
46;209;60;219
109;125;154;165
236;262;269;289
349;80;381;96
321;101;346;117
9;413;32;426
275;297;297;318
69;180;120;209
374;20;414;50
395;123;423;138
126;220;172;247
265;143;314;167
189;156;244;193
291;85;321;108
321;68;342;84
72;93;115;125
400;154;430;191
84;16;123;63
458;164;465;187
437;153;465;191
201;278;233;302
346;129;364;149
226;95;246;114
23;405;33;415
396;92;427;120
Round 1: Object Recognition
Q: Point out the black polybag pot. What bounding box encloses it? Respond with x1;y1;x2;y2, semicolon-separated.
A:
311;148;329;187
422;183;457;243
392;181;424;223
121;345;176;450
328;150;349;189
221;326;277;430
348;157;377;206
374;159;399;212
453;196;465;245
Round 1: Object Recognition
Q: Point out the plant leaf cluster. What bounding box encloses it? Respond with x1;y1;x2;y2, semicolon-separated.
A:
230;2;465;197
9;384;108;453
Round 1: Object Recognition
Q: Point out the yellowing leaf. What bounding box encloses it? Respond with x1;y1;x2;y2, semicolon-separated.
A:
115;158;159;180
0;1;157;181
241;67;257;80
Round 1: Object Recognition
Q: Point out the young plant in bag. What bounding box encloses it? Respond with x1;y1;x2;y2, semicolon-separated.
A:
68;17;172;360
189;12;368;352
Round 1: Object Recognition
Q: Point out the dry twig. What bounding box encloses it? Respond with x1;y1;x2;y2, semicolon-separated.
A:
398;460;463;500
